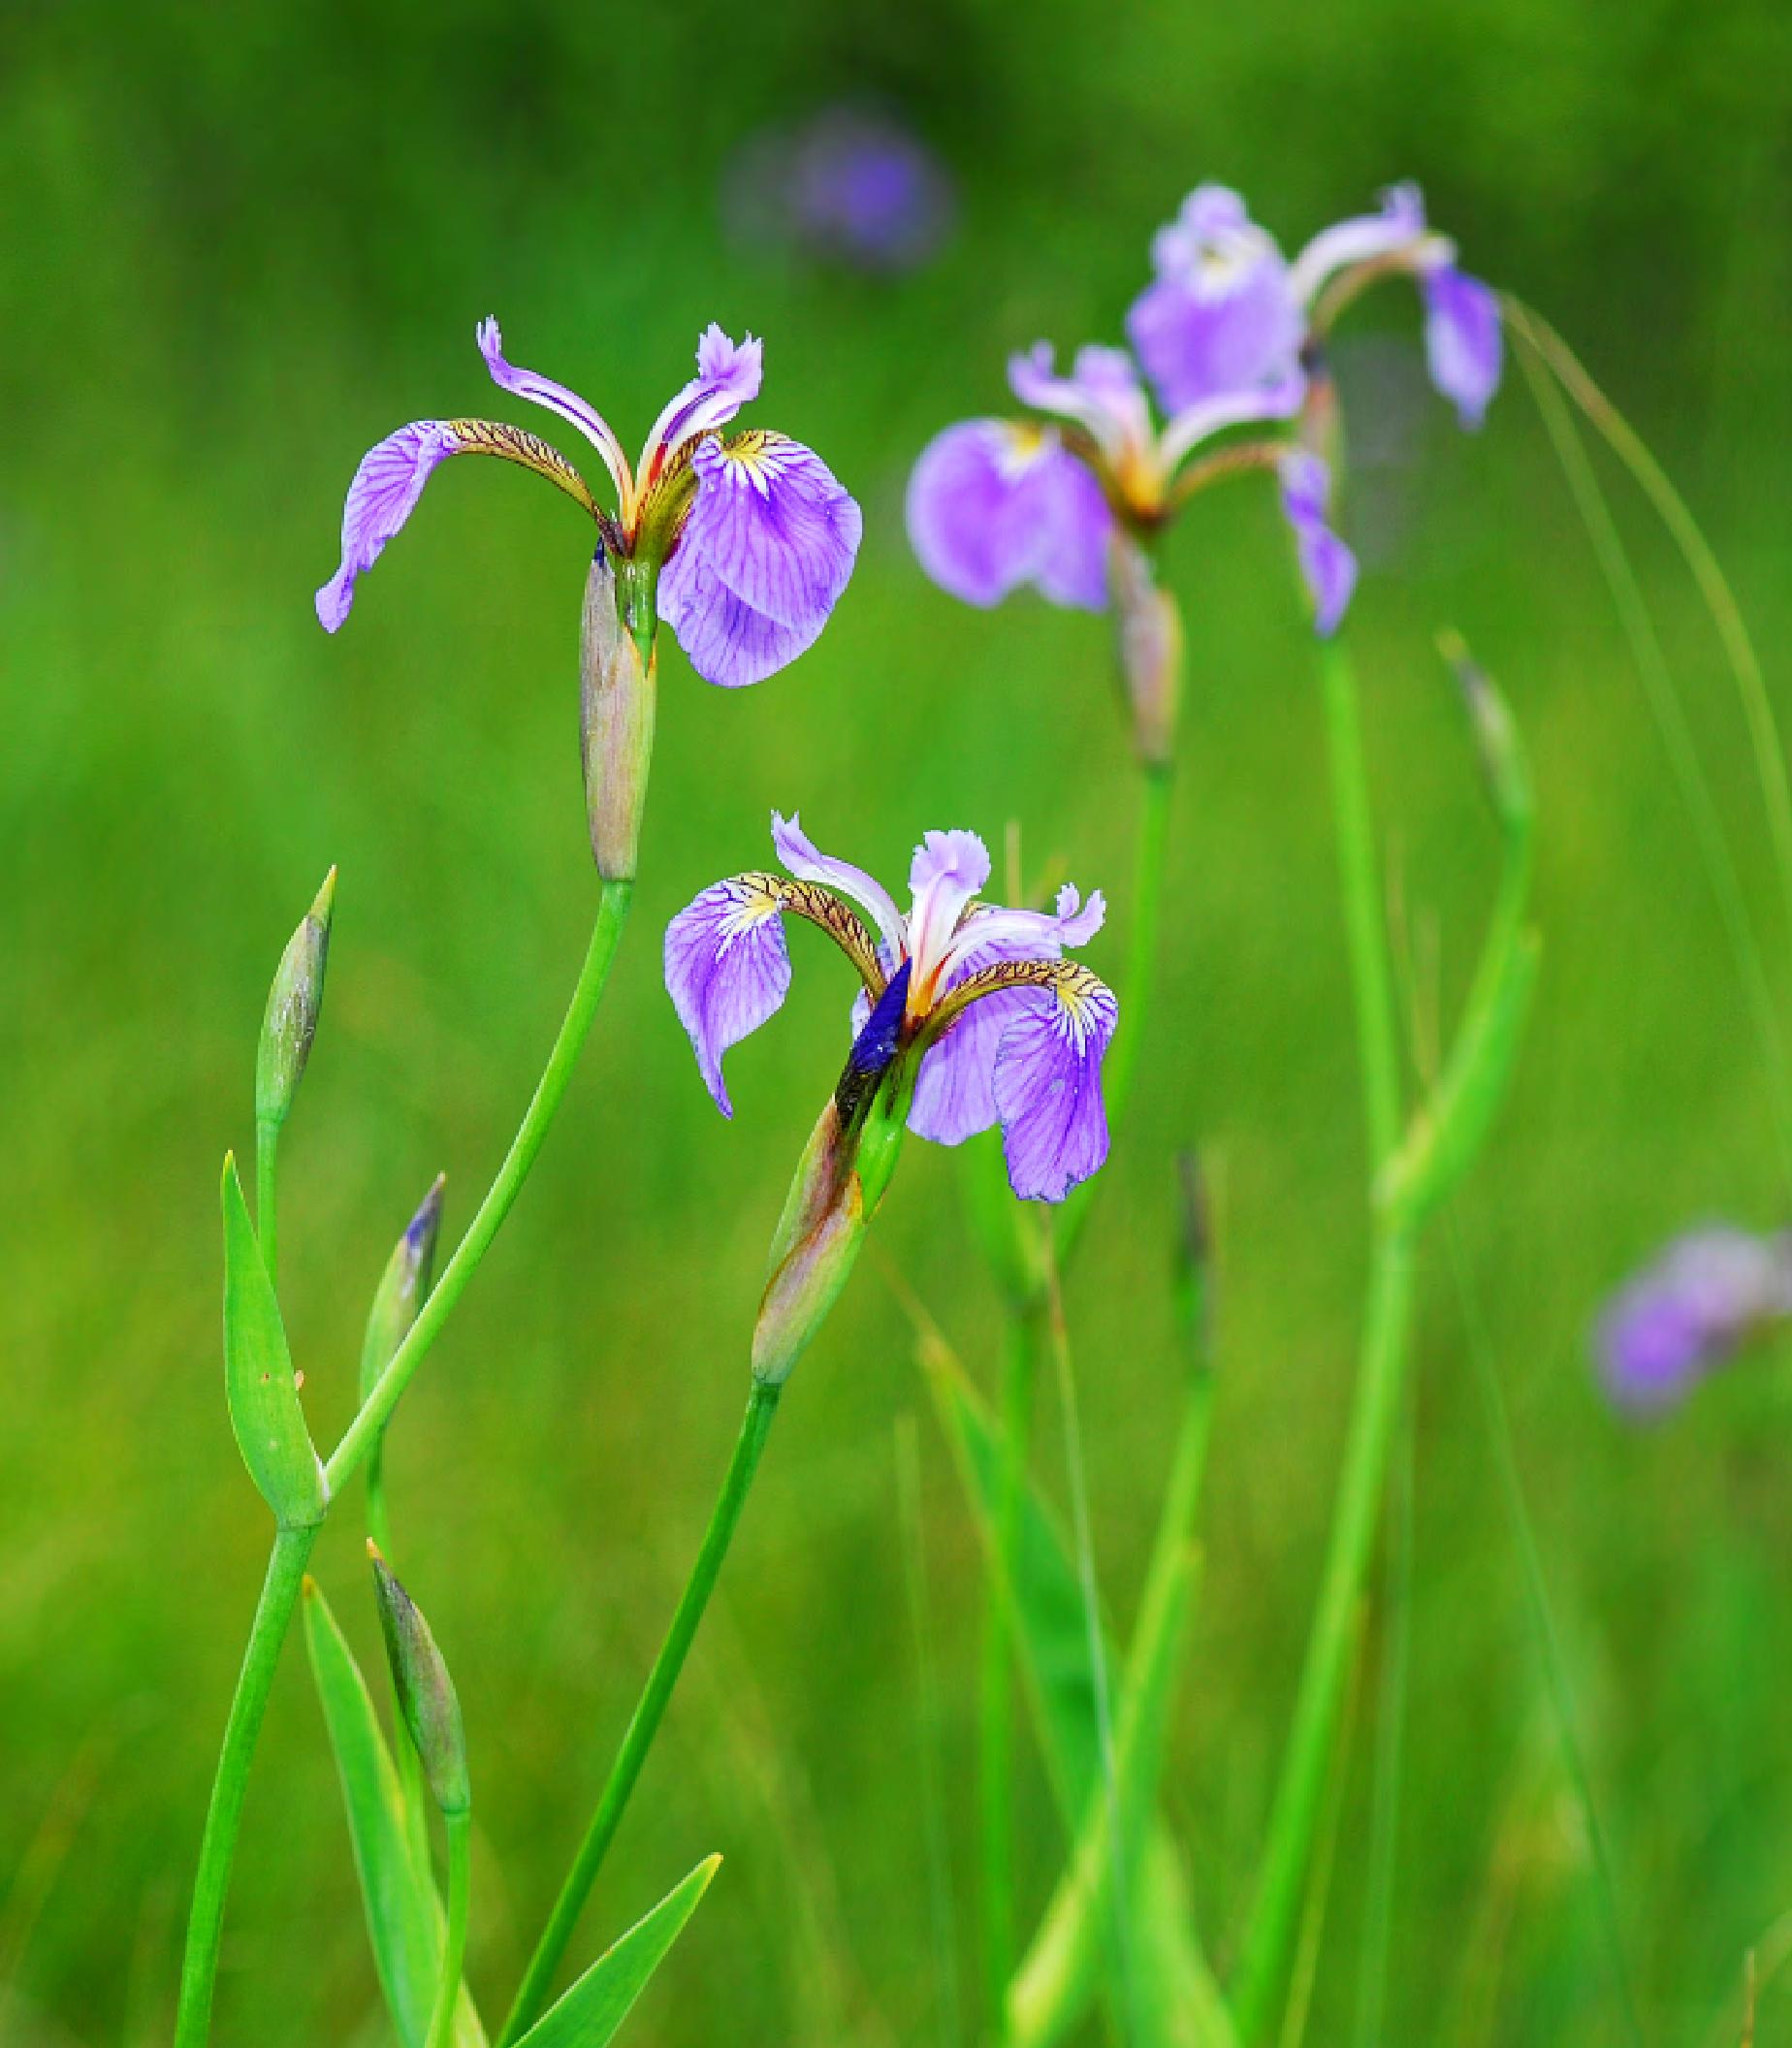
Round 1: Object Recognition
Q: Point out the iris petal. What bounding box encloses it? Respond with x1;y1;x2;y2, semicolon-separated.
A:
992;973;1119;1202
664;877;793;1115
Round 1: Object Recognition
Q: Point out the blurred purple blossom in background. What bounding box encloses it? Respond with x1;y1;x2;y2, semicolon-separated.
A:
724;107;955;274
1595;1225;1792;1417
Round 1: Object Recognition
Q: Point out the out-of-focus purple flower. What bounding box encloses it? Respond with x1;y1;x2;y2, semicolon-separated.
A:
1595;1226;1792;1417
1279;450;1357;635
664;814;1117;1202
1129;180;1502;431
727;108;955;274
317;320;860;689
907;341;1346;627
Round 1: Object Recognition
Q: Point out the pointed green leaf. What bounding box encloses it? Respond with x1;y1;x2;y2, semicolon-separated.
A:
303;1579;486;2048
923;1341;1233;2047
514;1855;720;2048
222;1154;326;1528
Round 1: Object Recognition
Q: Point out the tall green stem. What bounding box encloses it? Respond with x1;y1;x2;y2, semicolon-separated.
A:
173;1525;317;2048
499;1380;783;2046
978;1305;1041;2030
1232;642;1413;2041
175;882;632;2048
428;1810;473;2048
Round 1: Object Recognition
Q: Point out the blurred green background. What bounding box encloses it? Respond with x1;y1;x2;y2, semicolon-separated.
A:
5;0;1791;2041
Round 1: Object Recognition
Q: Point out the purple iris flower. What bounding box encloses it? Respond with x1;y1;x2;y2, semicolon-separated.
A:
1129;181;1503;432
316;320;861;689
664;814;1119;1202
907;340;1354;634
726;108;955;274
1595;1225;1792;1417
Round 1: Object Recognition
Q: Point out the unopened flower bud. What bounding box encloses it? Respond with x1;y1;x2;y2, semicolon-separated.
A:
1438;630;1532;832
368;1543;469;1816
360;1175;446;1403
255;868;336;1129
580;547;658;882
1110;536;1182;769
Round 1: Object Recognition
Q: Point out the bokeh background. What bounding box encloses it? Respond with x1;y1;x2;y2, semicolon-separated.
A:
5;1;1791;2041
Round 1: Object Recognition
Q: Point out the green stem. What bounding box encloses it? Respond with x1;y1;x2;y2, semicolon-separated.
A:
428;1809;472;2048
978;1306;1040;2032
327;880;632;1492
1232;641;1413;2042
173;1525;317;2048
1054;762;1174;1270
176;884;632;2048
499;1380;783;2046
255;1118;280;1291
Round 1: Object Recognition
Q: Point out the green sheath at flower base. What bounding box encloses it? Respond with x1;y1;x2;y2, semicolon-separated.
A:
1110;534;1183;768
368;1544;469;1817
255;867;336;1129
221;1154;327;1529
580;550;658;882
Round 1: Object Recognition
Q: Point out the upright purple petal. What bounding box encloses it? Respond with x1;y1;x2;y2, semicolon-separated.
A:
1008;342;1153;470
664;876;794;1115
992;974;1119;1202
476;317;628;496
658;432;861;688
908;829;992;998
906;421;1111;612
1286;184;1429;309
1422;267;1503;429
771;812;906;948
316;421;464;631
1278;450;1358;636
1127;185;1302;414
639;325;766;478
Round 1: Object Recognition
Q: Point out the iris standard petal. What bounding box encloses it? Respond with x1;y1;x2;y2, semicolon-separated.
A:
316;421;465;631
475;316;629;496
664;876;794;1115
908;828;992;999
771;812;906;949
992;971;1119;1202
1422;266;1503;430
906;422;1112;612
1285;183;1429;309
1278;450;1358;636
639;324;766;477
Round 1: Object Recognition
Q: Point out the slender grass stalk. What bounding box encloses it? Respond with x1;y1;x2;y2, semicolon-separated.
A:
1444;1218;1645;2048
896;1415;964;2048
1502;297;1792;953
173;1525;317;2048
255;1119;280;1290
428;1809;473;2048
979;1306;1040;2031
175;882;633;2048
1232;641;1411;2042
1510;332;1792;1192
1352;1378;1413;2048
499;1380;783;2046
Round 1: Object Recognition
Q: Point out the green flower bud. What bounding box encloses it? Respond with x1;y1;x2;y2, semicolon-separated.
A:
580;549;657;882
368;1543;469;1816
359;1175;445;1404
1438;630;1533;834
255;868;336;1130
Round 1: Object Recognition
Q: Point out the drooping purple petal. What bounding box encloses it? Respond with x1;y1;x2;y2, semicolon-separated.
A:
476;316;628;496
658;433;861;688
909;984;1020;1145
906;421;1112;612
316;421;465;631
992;974;1119;1202
1422;266;1503;430
772;811;906;949
1278;450;1358;636
1595;1226;1792;1417
1127;185;1302;415
664;876;793;1115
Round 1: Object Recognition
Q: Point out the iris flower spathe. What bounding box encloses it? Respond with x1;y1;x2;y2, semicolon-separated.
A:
317;320;861;690
665;815;1119;1202
1128;181;1503;431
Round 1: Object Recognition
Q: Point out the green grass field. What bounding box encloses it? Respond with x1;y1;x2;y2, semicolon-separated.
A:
5;3;1792;2041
